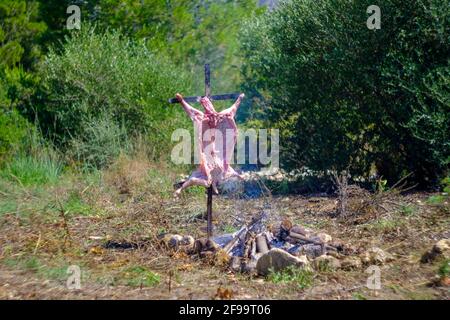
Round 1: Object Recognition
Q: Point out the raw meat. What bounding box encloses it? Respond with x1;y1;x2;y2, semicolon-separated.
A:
174;93;244;196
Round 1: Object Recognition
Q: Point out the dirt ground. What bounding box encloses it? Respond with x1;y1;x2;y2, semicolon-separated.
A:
0;158;449;300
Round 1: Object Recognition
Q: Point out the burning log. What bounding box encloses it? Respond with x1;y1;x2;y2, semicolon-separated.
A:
222;226;248;254
256;234;269;254
287;231;337;252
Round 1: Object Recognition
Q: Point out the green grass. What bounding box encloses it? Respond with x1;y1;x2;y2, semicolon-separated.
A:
352;292;367;300
222;224;238;234
64;191;92;216
267;266;314;289
146;167;175;198
438;259;450;278
185;185;205;196
123;266;161;287
365;217;404;233
0;198;17;215
399;205;416;216
3;256;75;282
1;155;62;186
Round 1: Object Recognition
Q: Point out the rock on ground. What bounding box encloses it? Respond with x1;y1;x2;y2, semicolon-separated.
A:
289;243;324;259
311;233;332;243
313;255;341;270
421;239;450;263
256;248;309;276
361;247;394;265
341;256;363;270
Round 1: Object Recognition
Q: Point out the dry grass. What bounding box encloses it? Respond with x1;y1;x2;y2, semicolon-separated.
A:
0;156;449;299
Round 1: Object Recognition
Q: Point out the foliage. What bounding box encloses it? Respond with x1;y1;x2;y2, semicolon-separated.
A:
267;266;314;289
68;115;131;170
36;0;263;93
124;266;161;287
438;259;450;278
241;0;450;186
0;128;62;186
93;0;264;93
36;28;192;165
1;153;62;186
0;0;47;70
427;176;450;208
0;108;28;160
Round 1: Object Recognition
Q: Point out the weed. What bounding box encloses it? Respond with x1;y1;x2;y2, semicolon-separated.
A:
64;191;92;216
0;198;17;215
438;259;450;278
123;266;160;287
1;155;62;186
399;205;416;216
222;224;238;234
352;292;367;300
366;217;403;233
267;266;314;289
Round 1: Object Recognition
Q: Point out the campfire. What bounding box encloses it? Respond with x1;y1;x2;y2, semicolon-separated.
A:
160;212;344;275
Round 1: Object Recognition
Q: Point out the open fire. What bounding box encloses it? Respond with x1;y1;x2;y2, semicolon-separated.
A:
160;212;345;275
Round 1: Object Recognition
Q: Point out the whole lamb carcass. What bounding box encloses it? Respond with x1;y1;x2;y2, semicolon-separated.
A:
174;93;245;196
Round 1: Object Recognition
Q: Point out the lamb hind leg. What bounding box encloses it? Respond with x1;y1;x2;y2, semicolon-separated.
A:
174;176;209;197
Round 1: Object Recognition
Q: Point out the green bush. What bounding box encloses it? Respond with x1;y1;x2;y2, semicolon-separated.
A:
241;0;450;186
0;108;28;159
68;114;131;170
0;69;33;160
36;27;193;165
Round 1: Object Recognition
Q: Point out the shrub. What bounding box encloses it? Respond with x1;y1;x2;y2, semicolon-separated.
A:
0;108;28;160
0;68;35;161
35;27;193;165
241;0;450;186
68;114;131;170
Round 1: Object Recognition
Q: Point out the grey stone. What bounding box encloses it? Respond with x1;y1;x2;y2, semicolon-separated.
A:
310;233;332;243
289;243;324;259
229;256;242;272
313;255;341;270
256;248;309;276
341;256;362;270
421;239;450;263
361;247;394;265
242;259;258;274
181;235;195;246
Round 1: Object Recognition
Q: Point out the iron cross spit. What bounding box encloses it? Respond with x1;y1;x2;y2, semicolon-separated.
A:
174;92;245;197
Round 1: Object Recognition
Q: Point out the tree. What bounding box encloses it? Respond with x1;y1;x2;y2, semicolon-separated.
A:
241;0;449;186
0;0;47;70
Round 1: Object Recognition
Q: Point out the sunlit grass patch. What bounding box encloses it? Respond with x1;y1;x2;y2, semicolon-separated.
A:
63;191;93;216
221;224;238;234
0;198;17;216
438;259;450;278
365;217;404;233
399;204;416;216
267;266;314;289
1;155;62;186
2;255;81;282
122;266;161;288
